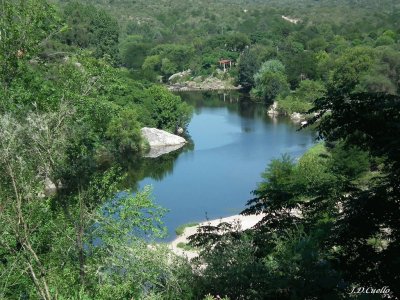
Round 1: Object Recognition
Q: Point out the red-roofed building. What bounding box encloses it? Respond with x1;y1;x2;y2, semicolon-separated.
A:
219;59;232;72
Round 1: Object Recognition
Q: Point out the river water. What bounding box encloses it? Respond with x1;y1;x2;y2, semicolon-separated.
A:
136;91;315;240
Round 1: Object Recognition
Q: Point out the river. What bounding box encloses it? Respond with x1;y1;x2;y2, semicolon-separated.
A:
136;91;316;240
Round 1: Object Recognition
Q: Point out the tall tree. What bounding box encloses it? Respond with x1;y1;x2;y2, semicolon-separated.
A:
311;91;400;296
251;59;290;103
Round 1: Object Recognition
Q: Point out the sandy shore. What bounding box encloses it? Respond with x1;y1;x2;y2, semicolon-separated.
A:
170;214;264;260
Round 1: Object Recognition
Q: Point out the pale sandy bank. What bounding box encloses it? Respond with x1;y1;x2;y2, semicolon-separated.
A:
170;214;264;260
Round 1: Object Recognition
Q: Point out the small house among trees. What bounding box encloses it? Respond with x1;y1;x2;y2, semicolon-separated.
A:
219;59;232;72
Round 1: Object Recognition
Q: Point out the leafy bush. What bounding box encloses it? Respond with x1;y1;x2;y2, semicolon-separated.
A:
251;60;289;103
143;85;193;133
105;109;144;153
277;79;326;114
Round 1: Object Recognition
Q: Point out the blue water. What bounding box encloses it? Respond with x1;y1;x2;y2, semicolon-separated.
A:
138;92;315;240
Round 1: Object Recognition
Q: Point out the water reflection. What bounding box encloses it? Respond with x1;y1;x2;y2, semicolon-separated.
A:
123;91;315;240
122;143;194;189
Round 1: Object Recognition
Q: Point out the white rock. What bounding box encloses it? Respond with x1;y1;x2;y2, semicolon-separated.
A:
267;101;279;116
141;127;186;147
168;69;191;82
290;112;304;122
44;177;57;197
141;127;186;158
145;144;186;158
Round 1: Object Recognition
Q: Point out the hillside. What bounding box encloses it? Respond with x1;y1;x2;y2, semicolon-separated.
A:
1;0;400;298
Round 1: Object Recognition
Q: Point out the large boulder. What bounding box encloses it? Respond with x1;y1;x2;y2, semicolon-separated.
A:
141;127;187;158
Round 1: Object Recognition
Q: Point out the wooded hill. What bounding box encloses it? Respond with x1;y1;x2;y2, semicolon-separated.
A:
1;0;399;298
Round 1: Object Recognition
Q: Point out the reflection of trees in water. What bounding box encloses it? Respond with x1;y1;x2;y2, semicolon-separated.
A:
121;143;194;190
179;90;272;134
178;90;266;117
192;91;267;118
121;90;299;190
178;91;243;109
118;91;308;191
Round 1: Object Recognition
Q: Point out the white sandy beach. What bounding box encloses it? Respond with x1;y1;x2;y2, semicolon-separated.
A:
170;214;265;259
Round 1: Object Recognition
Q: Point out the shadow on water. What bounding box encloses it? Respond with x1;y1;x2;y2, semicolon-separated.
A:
121;142;194;191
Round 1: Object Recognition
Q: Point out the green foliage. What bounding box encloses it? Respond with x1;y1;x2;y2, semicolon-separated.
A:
309;91;400;295
237;49;258;90
0;2;197;298
119;35;152;70
177;242;196;251
203;295;230;300
175;222;199;236
0;108;193;298
3;0;400;298
83;182;194;300
105;109;143;154
251;60;290;103
278;79;326;114
141;43;196;79
237;45;275;90
223;32;251;52
0;107;76;299
261;229;342;299
191;142;357;299
330;142;370;180
60;2;120;63
253;154;296;207
0;0;60;88
142;55;162;73
190;222;270;300
328;46;376;93
295;79;327;102
277;94;313;114
50;0;400;95
143;85;193;132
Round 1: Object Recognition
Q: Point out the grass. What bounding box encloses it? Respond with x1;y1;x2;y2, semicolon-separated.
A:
177;242;196;251
175;222;199;236
306;142;328;156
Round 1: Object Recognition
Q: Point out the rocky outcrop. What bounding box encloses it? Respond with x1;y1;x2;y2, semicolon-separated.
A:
281;15;301;24
267;101;280;116
168;69;191;83
44;177;57;196
141;127;186;158
42;177;63;197
290;112;305;122
168;75;241;92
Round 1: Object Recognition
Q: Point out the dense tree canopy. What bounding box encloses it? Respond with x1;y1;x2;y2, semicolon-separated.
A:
0;1;194;298
2;0;400;298
251;59;290;103
60;2;120;63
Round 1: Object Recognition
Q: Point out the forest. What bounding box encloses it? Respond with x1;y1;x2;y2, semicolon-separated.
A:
0;0;399;299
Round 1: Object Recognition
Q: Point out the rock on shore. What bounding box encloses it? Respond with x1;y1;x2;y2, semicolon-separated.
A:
167;74;241;92
290;112;306;122
141;127;186;158
267;101;279;116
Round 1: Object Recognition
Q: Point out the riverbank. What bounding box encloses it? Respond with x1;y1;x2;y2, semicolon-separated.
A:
168;83;242;92
167;71;241;92
170;214;265;259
